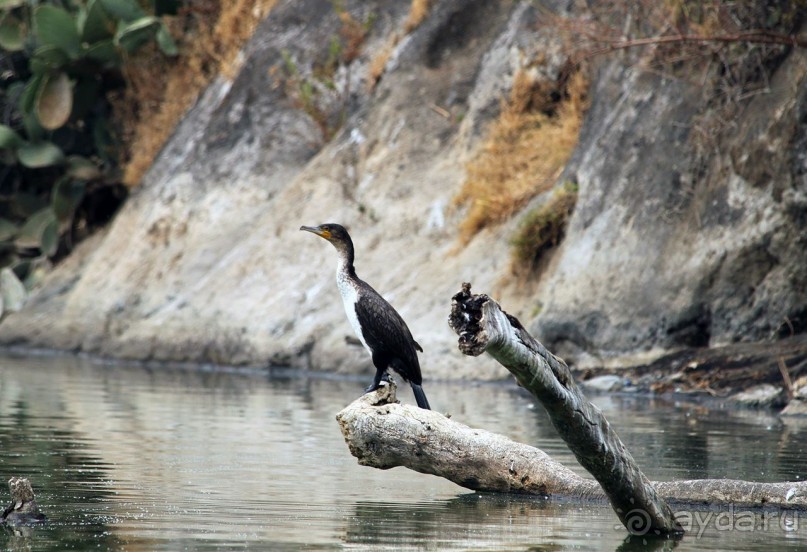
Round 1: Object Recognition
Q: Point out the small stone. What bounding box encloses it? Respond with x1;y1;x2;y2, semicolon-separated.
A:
793;376;807;401
781;400;807;417
582;375;625;392
728;384;784;408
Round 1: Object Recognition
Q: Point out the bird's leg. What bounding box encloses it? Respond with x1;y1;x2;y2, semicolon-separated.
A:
364;368;388;393
364;370;387;393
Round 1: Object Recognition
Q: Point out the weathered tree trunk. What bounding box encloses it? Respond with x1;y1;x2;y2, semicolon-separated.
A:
338;383;807;533
338;382;604;498
337;284;807;536
446;283;682;535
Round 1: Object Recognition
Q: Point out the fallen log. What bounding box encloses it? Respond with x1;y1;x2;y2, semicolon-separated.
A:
337;382;603;498
337;382;807;533
336;284;807;537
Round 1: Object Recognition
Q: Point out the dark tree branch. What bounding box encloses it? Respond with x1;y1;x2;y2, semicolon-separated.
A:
446;284;681;535
574;30;806;65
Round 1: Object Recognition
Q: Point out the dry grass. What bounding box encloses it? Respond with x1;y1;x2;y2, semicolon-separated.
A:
338;8;369;64
367;40;395;91
403;0;433;33
367;0;433;91
113;0;277;187
455;67;589;244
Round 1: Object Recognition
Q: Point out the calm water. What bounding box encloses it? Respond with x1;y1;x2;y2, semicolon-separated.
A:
1;353;806;551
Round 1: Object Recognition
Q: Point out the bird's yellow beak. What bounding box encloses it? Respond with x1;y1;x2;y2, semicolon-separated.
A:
300;225;331;240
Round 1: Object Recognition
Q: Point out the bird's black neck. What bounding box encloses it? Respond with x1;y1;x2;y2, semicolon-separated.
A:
335;238;356;278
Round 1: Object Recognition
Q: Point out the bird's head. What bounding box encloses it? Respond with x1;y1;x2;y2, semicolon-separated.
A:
300;223;354;257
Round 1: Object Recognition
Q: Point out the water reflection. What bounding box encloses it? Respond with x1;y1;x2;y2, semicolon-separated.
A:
0;353;805;550
343;495;619;549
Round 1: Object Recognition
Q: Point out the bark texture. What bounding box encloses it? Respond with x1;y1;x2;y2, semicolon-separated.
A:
447;283;683;534
338;383;807;536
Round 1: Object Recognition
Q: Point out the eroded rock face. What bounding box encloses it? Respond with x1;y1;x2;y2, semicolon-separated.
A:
536;50;807;365
0;1;804;377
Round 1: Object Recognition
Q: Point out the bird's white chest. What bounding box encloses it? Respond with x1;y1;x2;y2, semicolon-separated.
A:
337;270;370;354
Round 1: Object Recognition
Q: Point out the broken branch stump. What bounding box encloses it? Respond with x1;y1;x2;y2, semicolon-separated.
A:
1;477;46;525
447;283;682;535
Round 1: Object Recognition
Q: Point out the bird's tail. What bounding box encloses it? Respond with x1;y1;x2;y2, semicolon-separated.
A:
411;383;431;410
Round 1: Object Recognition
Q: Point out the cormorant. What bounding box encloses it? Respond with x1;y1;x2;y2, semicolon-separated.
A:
300;223;431;410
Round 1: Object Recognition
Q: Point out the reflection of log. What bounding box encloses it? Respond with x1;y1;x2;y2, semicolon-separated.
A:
447;283;681;535
336;284;807;536
1;477;46;525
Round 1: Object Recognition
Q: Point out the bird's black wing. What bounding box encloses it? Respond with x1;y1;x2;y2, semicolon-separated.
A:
354;285;422;384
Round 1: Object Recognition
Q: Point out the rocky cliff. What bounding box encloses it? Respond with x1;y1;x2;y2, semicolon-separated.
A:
1;0;805;381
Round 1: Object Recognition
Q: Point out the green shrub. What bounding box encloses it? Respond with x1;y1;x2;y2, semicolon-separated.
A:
0;0;178;316
511;181;578;273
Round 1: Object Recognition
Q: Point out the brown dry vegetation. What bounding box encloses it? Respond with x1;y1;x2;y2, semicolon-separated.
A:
403;0;433;33
367;41;395;91
337;7;371;64
112;0;277;187
455;67;589;244
367;0;433;90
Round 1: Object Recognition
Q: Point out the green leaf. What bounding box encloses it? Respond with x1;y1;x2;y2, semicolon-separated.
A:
0;124;22;149
155;23;176;56
35;71;73;130
66;155;101;180
19;75;45;140
83;39;120;64
0;14;25;51
53;176;86;220
33;5;81;59
18;141;64;168
100;0;146;22
30;45;71;74
20;74;43;114
0;218;16;242
115;16;159;52
81;0;115;43
40;218;59;256
0;267;27;313
21;111;44;142
15;207;57;249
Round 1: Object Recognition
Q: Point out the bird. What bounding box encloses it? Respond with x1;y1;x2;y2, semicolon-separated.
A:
300;223;431;409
